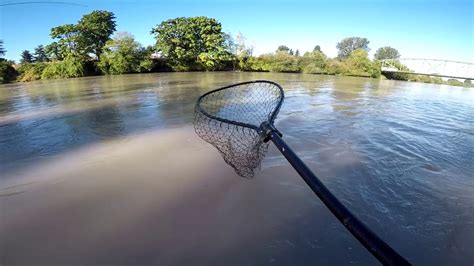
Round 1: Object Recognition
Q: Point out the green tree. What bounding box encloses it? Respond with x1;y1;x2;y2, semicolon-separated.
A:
446;79;464;87
276;45;290;53
235;32;253;56
313;45;321;52
44;42;63;60
0;40;5;60
18;63;48;82
50;23;81;58
20;50;34;63
50;10;116;60
34;45;49;62
300;51;327;74
232;32;253;70
294;49;300;56
267;52;300;73
77;10;116;59
223;32;236;54
345;49;380;77
325;58;349;75
0;61;18;83
374;46;400;60
336;37;370;58
41;55;85;79
151;16;231;71
98;32;151;74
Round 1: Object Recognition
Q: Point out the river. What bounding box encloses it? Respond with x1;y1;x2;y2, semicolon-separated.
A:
1;72;473;265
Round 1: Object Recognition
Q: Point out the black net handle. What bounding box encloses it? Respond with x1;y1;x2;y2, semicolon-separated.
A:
265;129;410;266
196;80;410;265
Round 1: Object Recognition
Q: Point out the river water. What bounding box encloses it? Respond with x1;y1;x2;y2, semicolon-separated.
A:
0;72;473;265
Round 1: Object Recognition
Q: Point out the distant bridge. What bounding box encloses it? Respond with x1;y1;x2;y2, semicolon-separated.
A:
381;58;474;80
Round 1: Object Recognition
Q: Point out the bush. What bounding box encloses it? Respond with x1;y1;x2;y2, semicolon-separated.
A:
41;56;85;79
0;61;18;83
430;76;444;84
300;51;327;74
345;49;380;78
325;59;349;75
267;52;300;73
248;54;272;72
446;79;464;87
139;58;154;73
464;79;473;87
236;53;252;71
18;63;47;82
197;50;234;71
97;32;164;74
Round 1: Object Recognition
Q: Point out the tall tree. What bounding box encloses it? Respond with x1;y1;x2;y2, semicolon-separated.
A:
20;50;34;63
77;10;116;59
232;32;253;71
374;46;400;60
98;32;149;74
313;45;321;52
276;45;290;53
223;32;236;54
345;49;380;77
44;42;63;60
151;16;231;70
34;45;49;62
50;10;116;60
235;32;252;56
336;37;370;58
50;24;81;58
295;49;300;56
0;40;5;59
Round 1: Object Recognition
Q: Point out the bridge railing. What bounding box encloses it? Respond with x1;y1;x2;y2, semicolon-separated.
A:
380;58;473;79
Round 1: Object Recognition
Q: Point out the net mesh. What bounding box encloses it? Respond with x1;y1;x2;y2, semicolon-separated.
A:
194;81;284;178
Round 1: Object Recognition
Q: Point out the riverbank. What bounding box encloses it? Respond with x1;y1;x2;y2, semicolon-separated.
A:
2;63;472;88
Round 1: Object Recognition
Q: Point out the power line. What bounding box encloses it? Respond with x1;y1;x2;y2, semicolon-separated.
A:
0;1;87;7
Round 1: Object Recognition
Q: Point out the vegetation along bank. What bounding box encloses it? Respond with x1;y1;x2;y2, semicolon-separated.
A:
0;10;471;87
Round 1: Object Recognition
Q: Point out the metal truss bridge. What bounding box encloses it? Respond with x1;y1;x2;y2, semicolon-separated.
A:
381;58;474;80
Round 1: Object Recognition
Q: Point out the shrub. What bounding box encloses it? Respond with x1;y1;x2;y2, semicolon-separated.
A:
345;49;380;78
300;51;327;74
139;58;154;73
0;61;18;83
41;56;85;79
325;59;349;75
446;79;464;87
18;63;47;82
267;52;300;73
248;54;272;72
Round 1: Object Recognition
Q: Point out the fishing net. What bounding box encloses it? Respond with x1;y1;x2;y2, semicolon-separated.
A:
194;80;284;178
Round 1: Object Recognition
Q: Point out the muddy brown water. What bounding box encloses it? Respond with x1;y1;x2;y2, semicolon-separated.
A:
1;72;473;265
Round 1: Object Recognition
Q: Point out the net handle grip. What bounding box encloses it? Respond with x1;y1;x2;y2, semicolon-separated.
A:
269;131;410;266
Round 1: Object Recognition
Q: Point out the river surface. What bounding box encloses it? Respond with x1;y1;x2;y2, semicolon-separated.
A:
0;72;473;265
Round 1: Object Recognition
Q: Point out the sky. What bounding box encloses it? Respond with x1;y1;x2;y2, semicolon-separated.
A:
0;0;473;62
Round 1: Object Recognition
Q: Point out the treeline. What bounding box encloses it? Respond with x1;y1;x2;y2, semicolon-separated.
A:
0;11;471;87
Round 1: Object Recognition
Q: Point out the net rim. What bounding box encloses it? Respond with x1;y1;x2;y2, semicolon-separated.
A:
195;80;285;131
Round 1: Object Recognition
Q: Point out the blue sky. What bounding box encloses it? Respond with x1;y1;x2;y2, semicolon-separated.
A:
1;0;472;62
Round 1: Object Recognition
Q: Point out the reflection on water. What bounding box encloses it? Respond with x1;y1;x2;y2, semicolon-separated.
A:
1;72;473;265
